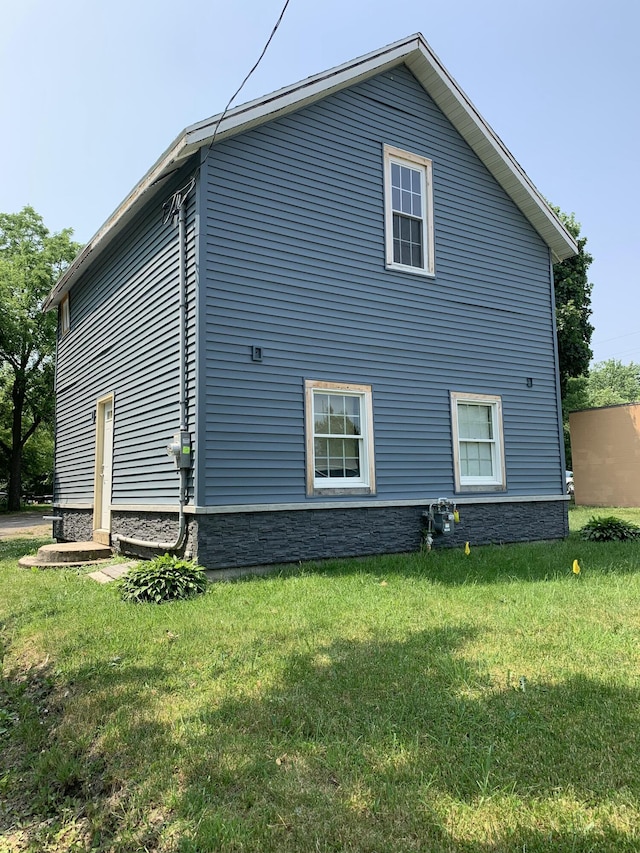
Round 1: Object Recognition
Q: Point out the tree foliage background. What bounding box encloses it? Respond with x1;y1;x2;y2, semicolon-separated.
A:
551;208;595;467
552;208;594;397
0;206;80;510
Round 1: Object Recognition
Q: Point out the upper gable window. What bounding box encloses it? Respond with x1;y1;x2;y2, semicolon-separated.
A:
384;145;435;277
59;295;70;336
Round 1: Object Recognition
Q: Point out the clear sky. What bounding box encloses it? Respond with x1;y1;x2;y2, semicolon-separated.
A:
1;0;637;365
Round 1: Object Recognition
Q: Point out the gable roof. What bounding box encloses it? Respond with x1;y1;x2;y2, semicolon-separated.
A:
44;32;577;310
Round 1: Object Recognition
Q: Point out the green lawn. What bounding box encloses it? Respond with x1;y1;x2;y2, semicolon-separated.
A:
1;507;639;852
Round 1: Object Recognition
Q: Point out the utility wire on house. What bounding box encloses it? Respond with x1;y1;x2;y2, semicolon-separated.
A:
160;0;292;221
204;0;292;154
162;177;196;225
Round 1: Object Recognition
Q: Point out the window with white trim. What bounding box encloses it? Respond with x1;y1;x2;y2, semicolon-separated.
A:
305;380;376;495
60;295;70;336
384;144;435;276
451;392;506;490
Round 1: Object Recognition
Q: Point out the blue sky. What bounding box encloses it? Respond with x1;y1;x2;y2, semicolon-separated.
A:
1;0;637;365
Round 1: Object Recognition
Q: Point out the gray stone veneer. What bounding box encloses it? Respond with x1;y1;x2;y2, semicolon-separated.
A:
53;508;196;559
53;508;94;542
53;500;568;571
195;500;569;570
110;511;196;559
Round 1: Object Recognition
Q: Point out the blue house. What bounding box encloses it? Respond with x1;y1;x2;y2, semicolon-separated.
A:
44;34;576;568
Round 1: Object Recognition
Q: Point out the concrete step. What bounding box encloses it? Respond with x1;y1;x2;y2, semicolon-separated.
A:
19;540;113;568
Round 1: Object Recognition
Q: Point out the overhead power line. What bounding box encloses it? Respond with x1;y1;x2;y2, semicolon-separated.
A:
206;0;292;153
160;0;292;220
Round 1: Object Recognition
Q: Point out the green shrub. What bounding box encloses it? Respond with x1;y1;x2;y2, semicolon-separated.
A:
119;554;208;603
580;515;640;542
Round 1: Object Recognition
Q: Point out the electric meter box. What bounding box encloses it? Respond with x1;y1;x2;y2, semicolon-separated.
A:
167;431;192;468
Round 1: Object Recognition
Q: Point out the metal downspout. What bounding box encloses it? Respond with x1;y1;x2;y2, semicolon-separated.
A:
115;191;191;554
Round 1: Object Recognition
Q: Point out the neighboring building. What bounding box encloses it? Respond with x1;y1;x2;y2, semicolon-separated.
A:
570;403;640;506
44;33;577;569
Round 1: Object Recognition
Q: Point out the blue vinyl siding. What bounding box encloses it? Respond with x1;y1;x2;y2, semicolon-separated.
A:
200;65;563;505
54;166;199;507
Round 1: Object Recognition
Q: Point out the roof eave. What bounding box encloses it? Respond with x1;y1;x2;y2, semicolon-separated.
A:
43;130;191;310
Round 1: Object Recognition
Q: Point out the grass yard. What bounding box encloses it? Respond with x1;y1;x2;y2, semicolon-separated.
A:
1;507;639;852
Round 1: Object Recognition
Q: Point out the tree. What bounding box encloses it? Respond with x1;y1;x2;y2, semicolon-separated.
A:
0;207;80;510
552;209;594;396
586;359;640;408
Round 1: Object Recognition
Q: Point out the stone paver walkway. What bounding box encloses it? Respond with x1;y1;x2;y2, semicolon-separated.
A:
88;562;139;583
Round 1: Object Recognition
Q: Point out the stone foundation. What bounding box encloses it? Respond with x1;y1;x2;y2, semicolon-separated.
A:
110;511;197;559
53;508;94;543
194;500;568;570
53;500;568;571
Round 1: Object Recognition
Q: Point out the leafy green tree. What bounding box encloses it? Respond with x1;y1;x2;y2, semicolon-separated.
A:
586;359;640;408
561;375;589;467
0;207;80;510
552;209;594;396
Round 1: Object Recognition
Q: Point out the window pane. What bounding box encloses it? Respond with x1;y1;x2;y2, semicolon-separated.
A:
330;395;345;415
461;441;494;478
314;437;329;477
314;394;329;434
458;404;493;440
314;414;329;434
322;438;361;478
391;162;400;188
328;438;345;458
315;393;329;413
400;166;412;190
393;212;423;269
392;186;401;211
314;393;330;434
344;458;360;477
313;392;364;479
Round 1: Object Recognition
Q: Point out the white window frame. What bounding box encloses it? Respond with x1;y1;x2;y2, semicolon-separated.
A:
384;144;435;277
450;392;506;491
60;294;70;336
305;380;376;496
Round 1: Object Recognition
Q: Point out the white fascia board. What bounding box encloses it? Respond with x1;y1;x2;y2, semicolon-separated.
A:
183;35;423;150
44;32;576;308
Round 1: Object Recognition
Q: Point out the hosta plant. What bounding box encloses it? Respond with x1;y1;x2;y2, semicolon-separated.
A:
119;554;208;603
580;515;640;542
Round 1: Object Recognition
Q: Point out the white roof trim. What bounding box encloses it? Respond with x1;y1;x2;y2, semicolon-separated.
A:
44;33;577;309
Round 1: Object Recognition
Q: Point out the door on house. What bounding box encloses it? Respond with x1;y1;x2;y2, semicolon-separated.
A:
93;396;114;545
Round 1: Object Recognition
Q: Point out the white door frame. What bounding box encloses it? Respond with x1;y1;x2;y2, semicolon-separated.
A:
93;393;114;545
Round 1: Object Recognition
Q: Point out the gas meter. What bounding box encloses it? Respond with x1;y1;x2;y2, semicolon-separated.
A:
422;498;459;550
